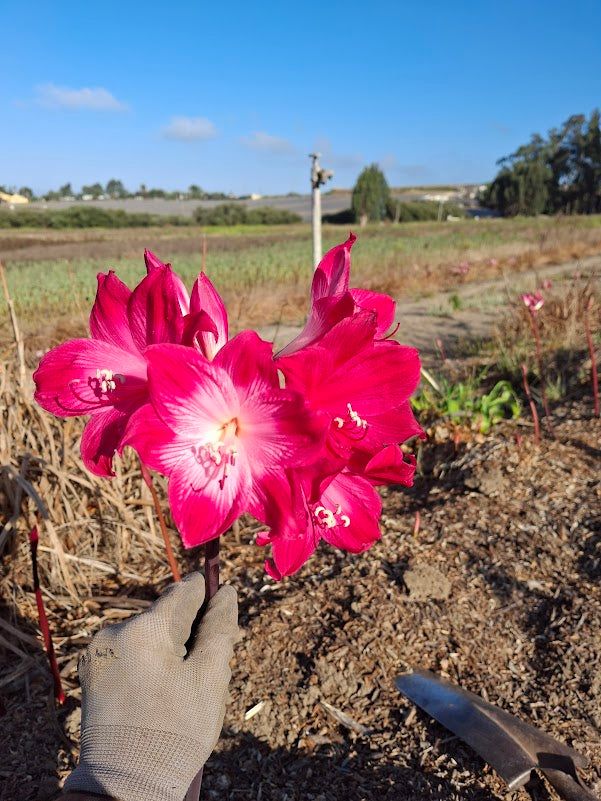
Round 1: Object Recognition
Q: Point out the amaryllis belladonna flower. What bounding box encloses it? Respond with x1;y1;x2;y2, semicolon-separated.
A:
277;233;396;357
34;252;227;476
123;334;326;546
520;292;544;312
278;312;423;469
258;468;383;579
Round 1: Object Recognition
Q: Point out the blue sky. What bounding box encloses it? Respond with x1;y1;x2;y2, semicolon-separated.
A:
2;0;600;195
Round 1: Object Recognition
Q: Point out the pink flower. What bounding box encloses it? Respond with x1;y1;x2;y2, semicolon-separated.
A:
258;469;382;579
520;292;544;313
34;252;225;476
123;334;326;547
277;234;396;357
540;279;553;290
278;313;424;468
451;261;470;276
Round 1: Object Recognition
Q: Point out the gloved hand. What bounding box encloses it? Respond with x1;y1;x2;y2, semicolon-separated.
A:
63;573;238;801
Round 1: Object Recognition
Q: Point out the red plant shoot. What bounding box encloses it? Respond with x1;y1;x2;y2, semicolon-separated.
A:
521;363;540;446
584;296;599;416
29;526;66;705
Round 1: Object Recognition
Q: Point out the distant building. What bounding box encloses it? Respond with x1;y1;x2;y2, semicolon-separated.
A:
250;193;262;201
0;191;29;205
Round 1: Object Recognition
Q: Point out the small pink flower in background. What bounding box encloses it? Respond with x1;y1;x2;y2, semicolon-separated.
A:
451;261;470;276
540;279;553;290
489;257;498;268
123;334;326;547
520;292;544;313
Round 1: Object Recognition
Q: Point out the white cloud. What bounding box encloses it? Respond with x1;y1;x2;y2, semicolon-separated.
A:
36;83;128;111
241;131;296;155
162;116;218;141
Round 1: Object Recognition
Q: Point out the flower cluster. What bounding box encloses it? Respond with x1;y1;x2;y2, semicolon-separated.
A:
34;236;424;578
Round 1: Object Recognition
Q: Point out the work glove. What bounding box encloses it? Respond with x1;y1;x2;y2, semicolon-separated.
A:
63;573;238;801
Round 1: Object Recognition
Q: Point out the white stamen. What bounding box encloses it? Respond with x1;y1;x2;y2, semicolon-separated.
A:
313;503;351;530
96;368;116;393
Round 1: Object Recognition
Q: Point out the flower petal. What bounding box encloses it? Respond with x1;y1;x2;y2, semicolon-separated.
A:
311;310;377;368
167;444;251;547
214;331;278;399
122;403;188;476
80;406;131;477
318;473;381;552
240;388;326;473
176;310;218;350
89;272;136;351
144;249;170;273
276;292;357;358
350;444;417;486
350;288;396;337
247;467;305;541
127;265;189;350
33;339;147;417
311;233;356;302
362;401;425;450
144;344;239;438
264;523;320;580
189;272;229;359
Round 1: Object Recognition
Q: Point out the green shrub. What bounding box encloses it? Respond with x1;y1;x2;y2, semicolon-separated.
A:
0;205;194;229
193;203;301;226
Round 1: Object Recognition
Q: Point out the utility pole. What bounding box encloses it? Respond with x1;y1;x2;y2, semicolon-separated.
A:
310;153;333;269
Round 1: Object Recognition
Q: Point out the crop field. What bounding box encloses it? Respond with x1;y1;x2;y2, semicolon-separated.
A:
1;216;600;800
2;215;601;346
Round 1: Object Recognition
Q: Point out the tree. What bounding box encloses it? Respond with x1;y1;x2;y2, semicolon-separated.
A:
105;179;126;198
351;164;391;224
188;184;205;199
81;183;104;198
58;182;73;198
484;109;601;216
18;187;35;200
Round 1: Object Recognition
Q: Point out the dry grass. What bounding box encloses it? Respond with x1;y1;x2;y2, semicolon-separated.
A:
0;358;185;609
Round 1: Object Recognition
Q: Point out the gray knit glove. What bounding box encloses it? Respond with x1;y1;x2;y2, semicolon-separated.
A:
63;573;238;801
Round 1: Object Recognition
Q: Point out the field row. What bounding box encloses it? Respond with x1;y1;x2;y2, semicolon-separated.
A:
1;215;601;345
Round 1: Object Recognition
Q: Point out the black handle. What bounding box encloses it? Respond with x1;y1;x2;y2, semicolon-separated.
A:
542;769;598;801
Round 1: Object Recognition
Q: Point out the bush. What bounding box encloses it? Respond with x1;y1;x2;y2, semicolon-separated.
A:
0;205;194;229
193;203;301;226
387;199;466;222
321;208;356;225
321;201;466;225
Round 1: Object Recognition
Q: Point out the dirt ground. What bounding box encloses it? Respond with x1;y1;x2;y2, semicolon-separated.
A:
1;396;599;800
